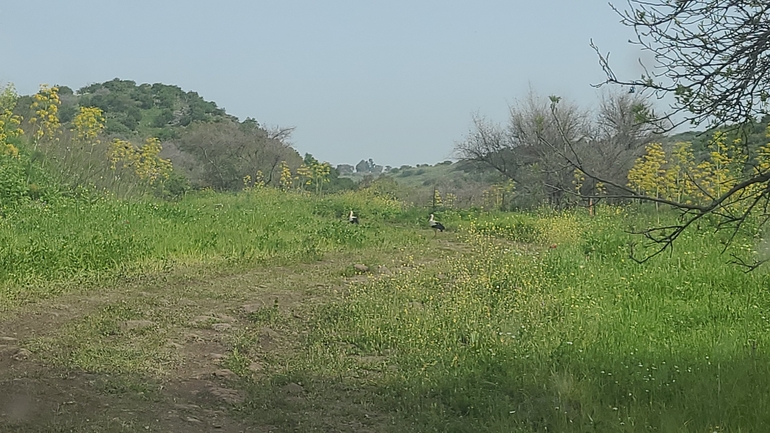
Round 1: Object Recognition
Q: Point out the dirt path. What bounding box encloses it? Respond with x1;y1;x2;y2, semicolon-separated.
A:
0;238;466;432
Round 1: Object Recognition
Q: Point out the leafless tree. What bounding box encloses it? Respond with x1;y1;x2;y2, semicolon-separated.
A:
455;93;591;207
578;91;662;198
455;91;655;208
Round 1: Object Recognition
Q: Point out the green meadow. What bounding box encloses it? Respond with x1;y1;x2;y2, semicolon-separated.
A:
2;190;769;432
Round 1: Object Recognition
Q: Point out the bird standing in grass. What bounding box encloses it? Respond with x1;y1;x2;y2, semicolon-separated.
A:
348;210;359;224
429;214;445;236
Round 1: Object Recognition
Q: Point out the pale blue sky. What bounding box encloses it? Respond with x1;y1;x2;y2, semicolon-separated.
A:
0;1;648;167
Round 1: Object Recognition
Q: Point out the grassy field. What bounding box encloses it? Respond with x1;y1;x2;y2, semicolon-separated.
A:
1;190;769;432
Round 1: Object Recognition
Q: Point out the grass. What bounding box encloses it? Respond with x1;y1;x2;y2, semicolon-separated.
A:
2;190;770;432
0;187;425;311
267;205;770;432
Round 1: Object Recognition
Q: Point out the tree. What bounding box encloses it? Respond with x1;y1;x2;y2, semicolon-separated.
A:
355;159;370;173
593;1;770;131
455;94;585;207
168;120;300;190
455;90;655;208
336;164;354;175
583;0;770;267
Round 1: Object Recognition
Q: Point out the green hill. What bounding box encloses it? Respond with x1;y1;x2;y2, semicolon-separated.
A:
15;78;235;141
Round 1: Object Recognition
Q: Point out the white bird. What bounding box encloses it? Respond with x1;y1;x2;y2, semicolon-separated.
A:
429;214;445;236
348;210;359;224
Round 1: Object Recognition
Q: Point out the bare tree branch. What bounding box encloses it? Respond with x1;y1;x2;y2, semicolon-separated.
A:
593;1;770;131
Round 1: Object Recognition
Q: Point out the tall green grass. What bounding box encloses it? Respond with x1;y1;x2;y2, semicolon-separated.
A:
301;206;770;432
0;187;425;304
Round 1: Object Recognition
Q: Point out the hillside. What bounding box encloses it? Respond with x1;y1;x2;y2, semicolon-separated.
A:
8;79;311;193
14;79;236;141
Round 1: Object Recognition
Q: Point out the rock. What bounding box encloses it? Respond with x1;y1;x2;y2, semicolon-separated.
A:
211;323;232;332
248;362;263;372
12;348;32;361
353;264;369;273
377;265;392;275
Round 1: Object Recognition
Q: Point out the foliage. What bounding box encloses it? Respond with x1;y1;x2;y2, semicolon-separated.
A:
72;106;105;145
481;180;516;211
627;142;667;198
109;137;173;186
0;83;23;154
76;79;233;135
0;152;27;208
279;160;293;190
169;119;301;191
583;1;770;265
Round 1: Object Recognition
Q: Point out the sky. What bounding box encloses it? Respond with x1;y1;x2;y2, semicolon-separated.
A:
0;0;651;168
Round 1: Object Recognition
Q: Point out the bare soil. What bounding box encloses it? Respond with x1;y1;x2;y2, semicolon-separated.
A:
0;240;461;432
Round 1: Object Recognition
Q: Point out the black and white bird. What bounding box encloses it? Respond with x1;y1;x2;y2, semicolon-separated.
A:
429;213;445;235
348;210;359;224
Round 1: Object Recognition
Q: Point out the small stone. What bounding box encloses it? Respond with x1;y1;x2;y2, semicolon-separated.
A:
353;264;369;273
12;348;32;361
185;416;202;423
211;323;232;332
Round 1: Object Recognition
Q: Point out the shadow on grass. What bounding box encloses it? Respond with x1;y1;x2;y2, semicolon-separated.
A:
234;350;770;433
